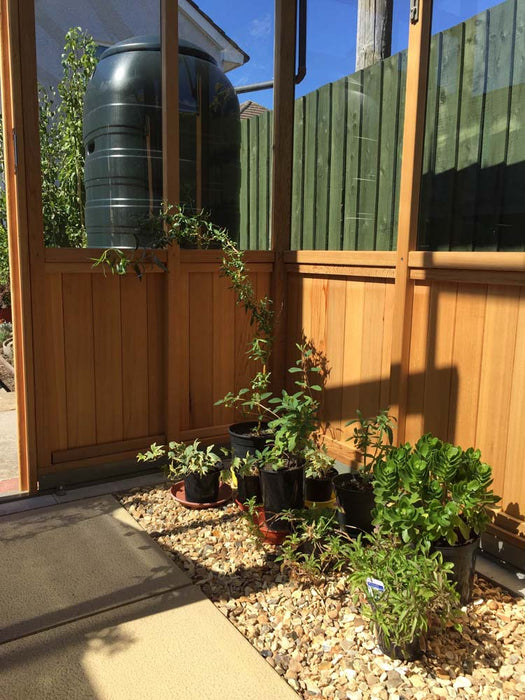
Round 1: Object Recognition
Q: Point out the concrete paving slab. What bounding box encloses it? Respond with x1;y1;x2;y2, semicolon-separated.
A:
0;495;191;643
0;493;57;516
0;586;297;700
52;471;166;504
0;587;299;700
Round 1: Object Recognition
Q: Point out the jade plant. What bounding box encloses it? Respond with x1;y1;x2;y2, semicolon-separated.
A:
345;530;462;658
372;433;500;546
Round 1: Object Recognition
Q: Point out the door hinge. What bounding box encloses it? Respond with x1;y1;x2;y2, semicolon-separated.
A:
12;128;18;175
410;0;419;24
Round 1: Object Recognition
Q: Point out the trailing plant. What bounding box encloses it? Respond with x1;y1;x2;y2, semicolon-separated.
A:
239;496;266;546
277;507;351;580
373;433;500;546
93;204;274;431
345;408;396;481
345;530;462;654
137;439;223;479
304;444;336;480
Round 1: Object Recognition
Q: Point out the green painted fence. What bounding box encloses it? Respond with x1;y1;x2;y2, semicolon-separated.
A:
239;0;524;252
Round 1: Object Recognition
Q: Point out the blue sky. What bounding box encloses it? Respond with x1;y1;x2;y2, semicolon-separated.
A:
197;0;501;109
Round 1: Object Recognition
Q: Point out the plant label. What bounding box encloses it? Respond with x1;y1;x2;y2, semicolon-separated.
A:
366;577;385;598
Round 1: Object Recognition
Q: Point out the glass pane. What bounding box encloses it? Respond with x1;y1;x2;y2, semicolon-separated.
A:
291;0;408;250
418;0;525;251
189;1;273;250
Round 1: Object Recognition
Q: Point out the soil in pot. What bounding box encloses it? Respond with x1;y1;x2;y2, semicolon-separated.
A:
235;471;262;506
305;468;338;503
260;463;305;532
434;536;480;605
229;421;273;459
184;469;221;504
333;472;375;534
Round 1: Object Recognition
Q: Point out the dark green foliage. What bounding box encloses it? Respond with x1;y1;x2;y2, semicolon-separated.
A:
373;433;500;545
346;408;396;479
346;531;462;651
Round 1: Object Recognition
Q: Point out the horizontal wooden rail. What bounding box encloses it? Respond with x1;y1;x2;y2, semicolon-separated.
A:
45;248;168;263
284;250;396;266
410;268;525;286
286;264;395;279
52;434;165;465
408;251;525;271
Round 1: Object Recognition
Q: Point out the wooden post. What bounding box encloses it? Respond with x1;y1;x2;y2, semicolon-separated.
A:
271;0;297;392
356;0;393;70
161;0;181;442
0;0;43;492
389;0;433;441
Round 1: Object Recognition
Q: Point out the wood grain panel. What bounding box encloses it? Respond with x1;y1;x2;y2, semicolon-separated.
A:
405;282;431;441
476;285;520;499
62;274;96;448
340;279;366;437
178;269;190;431
324;279;346;441
147;274;166;436
120;275;149;439
502;287;525;519
92;274;123;444
379;280;395;409
212;274;235;426
421;282;458;440
37;274;68;465
189;272;213;429
359;281;387;418
447;284;486;447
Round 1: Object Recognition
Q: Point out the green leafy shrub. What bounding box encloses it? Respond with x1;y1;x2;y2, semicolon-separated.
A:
373;433;500;545
138;439;222;478
345;408;396;481
304;444;336;480
346;531;462;653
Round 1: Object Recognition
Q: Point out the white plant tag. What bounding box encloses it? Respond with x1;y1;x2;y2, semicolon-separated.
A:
366;577;385;598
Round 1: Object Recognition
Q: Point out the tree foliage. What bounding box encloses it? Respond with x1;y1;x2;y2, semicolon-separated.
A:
0;27;97;289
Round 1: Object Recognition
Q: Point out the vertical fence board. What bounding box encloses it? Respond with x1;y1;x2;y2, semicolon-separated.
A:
475;0;515;250
447;284;486;446
450;12;487;250
328;78;347;250
343;73;364;250
121;276;149;440
357;61;382;250
359;281;386;416
257;112;270;250
475;285;520;498
189;272;213;429
340;279;365;436
405;282;431;441
212;274;235;426
291;96;305;250
422;282;458;440
302;91;318;249
62;274;96;448
314;84;332;250
147;274;166;436
324;279;347;441
92;275;123;445
239;119;250;249
249;119;260;248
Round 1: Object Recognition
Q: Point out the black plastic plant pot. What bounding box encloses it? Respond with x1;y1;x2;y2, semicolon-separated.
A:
235;471;262;505
305;468;338;503
260;464;305;532
229;421;273;459
434;536;480;605
376;628;423;662
333;473;375;534
184;470;220;504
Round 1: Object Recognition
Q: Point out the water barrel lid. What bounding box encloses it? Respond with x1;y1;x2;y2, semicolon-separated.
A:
100;36;217;65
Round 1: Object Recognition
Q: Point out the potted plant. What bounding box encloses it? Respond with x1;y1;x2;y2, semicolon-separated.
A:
333;408;395;534
345;530;462;661
258;344;323;531
138;439;225;505
304;444;338;504
232;452;262;508
372;433;500;603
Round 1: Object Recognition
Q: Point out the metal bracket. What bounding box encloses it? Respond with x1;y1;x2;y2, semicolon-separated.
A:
410;0;419;24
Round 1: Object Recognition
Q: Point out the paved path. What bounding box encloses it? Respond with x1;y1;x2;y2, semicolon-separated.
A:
0;400;18;492
0;494;299;700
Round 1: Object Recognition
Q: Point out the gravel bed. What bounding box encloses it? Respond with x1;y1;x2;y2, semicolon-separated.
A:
117;483;525;700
